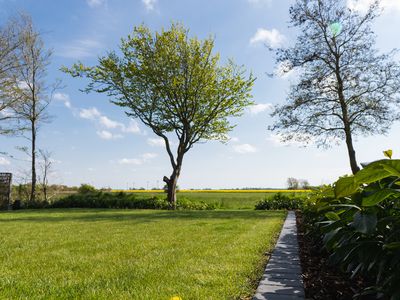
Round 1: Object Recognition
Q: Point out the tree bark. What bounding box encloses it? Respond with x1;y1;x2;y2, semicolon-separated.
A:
30;119;36;202
163;152;184;209
344;126;360;174
164;172;179;209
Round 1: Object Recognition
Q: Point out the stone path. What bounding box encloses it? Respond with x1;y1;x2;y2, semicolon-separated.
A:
253;211;305;300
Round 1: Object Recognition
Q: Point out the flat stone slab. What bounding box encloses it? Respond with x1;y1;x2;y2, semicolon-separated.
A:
253;211;304;300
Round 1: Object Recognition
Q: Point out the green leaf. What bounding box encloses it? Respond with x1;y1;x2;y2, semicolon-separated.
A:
355;161;391;184
334;176;358;198
383;149;393;159
383;242;400;250
325;211;341;221
353;211;377;234
362;189;398;207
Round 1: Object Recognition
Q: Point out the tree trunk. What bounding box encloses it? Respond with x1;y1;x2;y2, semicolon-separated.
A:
163;156;183;209
344;126;360;174
164;173;179;209
30;120;36;202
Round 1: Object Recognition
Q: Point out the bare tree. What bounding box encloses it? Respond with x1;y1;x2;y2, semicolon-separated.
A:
287;177;299;190
270;0;400;174
11;15;55;203
38;149;52;202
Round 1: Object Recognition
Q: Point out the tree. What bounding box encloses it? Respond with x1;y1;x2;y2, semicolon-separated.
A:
38;149;52;202
0;15;27;135
11;16;54;203
270;0;400;174
64;23;254;208
287;177;299;190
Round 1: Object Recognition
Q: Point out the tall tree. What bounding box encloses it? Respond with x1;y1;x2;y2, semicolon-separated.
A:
0;15;26;135
270;0;400;174
12;16;53;203
64;24;254;208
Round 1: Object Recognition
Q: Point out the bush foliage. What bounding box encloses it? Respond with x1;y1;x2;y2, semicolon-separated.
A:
303;158;400;299
50;192;216;210
255;193;304;210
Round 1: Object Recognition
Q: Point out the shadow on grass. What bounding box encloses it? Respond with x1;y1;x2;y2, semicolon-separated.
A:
0;209;286;223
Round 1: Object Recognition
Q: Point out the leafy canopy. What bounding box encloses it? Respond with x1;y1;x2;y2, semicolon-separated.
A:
63;24;254;155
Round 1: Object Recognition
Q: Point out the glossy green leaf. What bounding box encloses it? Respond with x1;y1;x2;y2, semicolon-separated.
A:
355;161;391;184
353;211;377;234
362;189;397;207
334;176;358;198
325;211;341;221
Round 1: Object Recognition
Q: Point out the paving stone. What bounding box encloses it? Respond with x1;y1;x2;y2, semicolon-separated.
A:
253;211;304;300
253;292;304;300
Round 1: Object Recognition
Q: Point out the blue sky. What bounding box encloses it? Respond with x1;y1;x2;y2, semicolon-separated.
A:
1;0;400;189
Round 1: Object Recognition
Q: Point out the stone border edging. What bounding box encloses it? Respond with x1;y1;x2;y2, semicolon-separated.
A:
253;211;305;300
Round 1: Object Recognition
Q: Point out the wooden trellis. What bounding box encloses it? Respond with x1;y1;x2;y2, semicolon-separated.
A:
0;173;12;209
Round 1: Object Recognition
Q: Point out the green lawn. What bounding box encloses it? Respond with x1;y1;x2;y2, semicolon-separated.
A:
0;209;285;299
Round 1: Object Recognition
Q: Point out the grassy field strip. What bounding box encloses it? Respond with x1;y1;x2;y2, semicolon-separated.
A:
0;209;286;299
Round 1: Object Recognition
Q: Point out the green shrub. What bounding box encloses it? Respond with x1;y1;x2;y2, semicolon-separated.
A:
78;183;96;194
303;158;400;299
177;197;216;210
255;193;303;210
50;192;216;210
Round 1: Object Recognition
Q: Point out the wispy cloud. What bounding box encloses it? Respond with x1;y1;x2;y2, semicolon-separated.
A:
147;137;165;147
97;130;123;140
347;0;400;14
142;0;157;11
53;92;72;108
0;157;11;165
250;28;286;48
247;0;272;5
118;153;158;165
79;107;141;139
87;0;107;8
57;39;104;59
249;103;273;115
233;143;258;154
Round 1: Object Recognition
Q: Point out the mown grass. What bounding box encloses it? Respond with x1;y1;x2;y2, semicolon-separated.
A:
0;209;285;299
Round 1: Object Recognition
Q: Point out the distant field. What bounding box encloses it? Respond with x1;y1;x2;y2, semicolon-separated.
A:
0;209;285;299
112;190;309;209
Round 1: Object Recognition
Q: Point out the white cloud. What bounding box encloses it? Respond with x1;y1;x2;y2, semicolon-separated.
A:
57;39;103;59
0;157;10;165
53;92;72;108
147;137;165;147
233;143;258;154
96;130;123;140
118;153;158;165
274;60;300;79
250;28;286;48
118;158;142;165
122;120;140;133
79;107;141;139
266;133;314;147
99;115;121;129
249;103;273;115
79;107;101;120
347;0;400;13
230;136;240;142
142;0;157;11
87;0;106;8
